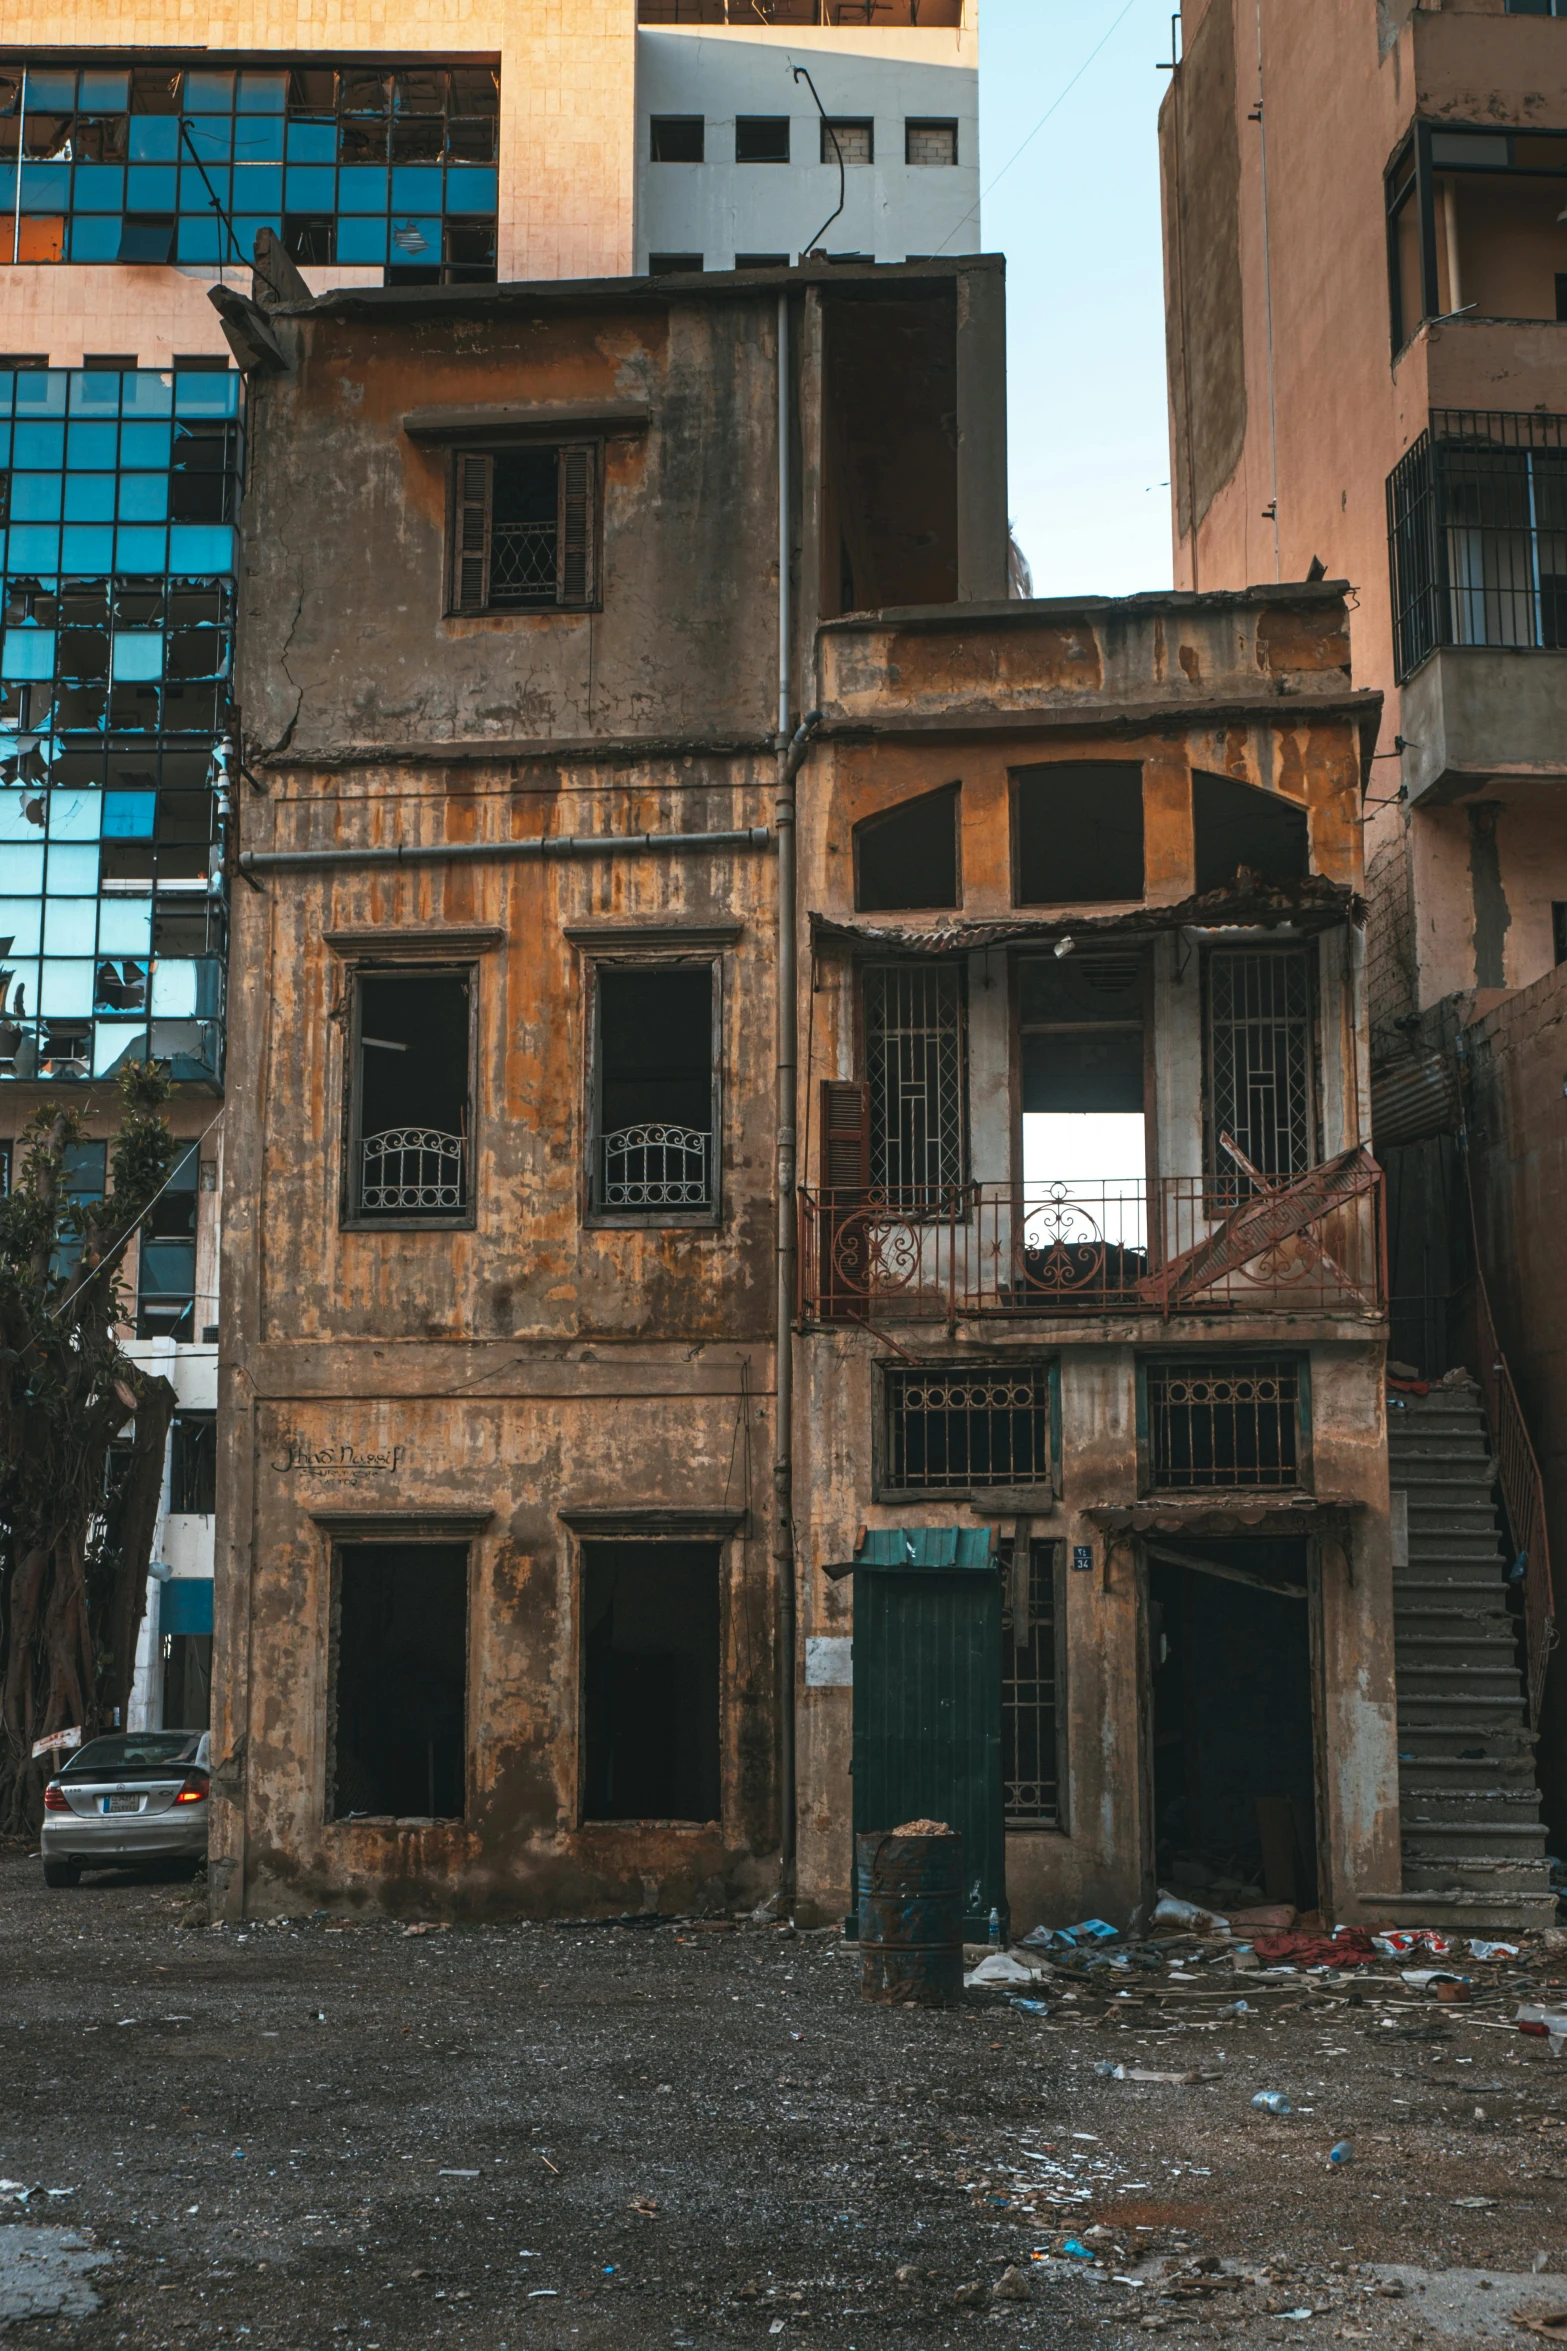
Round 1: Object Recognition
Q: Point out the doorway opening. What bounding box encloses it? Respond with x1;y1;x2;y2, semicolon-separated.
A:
581;1542;721;1822
329;1543;468;1820
1148;1539;1318;1911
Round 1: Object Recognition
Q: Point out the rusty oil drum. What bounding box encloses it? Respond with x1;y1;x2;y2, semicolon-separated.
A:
856;1828;964;2006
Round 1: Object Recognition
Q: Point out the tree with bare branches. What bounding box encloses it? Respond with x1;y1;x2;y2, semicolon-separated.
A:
0;1064;181;1833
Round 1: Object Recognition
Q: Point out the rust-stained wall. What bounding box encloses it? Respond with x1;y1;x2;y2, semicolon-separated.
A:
790;588;1398;1931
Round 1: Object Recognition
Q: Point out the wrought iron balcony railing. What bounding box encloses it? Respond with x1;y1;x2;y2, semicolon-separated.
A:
799;1149;1385;1322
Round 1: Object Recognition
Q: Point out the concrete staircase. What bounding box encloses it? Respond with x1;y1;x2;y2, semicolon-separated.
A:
1387;1378;1557;1932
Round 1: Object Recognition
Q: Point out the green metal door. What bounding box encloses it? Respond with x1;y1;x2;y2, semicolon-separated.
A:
850;1529;1005;1941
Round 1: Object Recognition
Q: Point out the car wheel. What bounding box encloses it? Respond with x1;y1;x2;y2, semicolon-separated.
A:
42;1859;81;1889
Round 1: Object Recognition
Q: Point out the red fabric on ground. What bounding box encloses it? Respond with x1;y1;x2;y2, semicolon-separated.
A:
1251;1926;1380;1968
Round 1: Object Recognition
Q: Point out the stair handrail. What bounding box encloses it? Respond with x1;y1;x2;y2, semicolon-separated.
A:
1466;1207;1556;1727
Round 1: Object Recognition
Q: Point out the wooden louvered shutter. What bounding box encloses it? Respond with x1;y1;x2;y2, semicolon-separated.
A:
557;441;596;607
452;450;492;613
820;1080;871;1192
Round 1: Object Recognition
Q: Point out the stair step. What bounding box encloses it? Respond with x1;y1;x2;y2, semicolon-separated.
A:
1402;1858;1553;1894
1364;1888;1560;1932
1397;1789;1544;1821
1400;1817;1548;1845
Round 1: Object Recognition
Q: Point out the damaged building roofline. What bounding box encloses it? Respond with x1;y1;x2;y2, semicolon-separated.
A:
250;733;783;771
811;691;1384;745
818;581;1359;630
237;825;772;878
811;872;1364;955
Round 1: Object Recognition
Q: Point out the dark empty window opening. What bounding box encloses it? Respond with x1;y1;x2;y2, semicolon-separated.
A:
883;1363;1051;1493
1013;763;1145;904
349;969;471;1223
1553;902;1567;966
1001;1537;1060;1827
137;1143;196;1341
1145;1357;1302;1490
823;119;873;166
594;962;716;1215
582;1542;721;1823
1192;771;1309;894
854;783;960;911
283;215;335;266
735;253;790;269
117;215;175;263
650;115;704;162
1204;947;1316;1188
648;252;704;274
450;444;599;615
330;1543;468;1821
736;115;790;163
1019;952;1147;1258
169;1411;216;1515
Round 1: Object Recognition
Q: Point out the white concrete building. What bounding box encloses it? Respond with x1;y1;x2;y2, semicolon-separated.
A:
124;1338;217;1734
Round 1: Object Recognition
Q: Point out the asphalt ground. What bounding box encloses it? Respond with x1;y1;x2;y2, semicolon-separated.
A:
3;1852;1567;2350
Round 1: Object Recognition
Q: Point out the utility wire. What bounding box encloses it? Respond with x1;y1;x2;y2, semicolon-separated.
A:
930;0;1144;257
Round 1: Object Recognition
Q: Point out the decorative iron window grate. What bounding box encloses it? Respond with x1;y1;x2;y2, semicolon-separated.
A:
1145;1358;1301;1490
602;1122;711;1208
490;518;556;602
1205;948;1314;1189
361;1126;465;1212
1001;1538;1059;1826
864;960;966;1199
884;1364;1050;1492
1388;409;1567;682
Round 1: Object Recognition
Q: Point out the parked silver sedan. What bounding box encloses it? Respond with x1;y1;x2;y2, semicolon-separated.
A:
40;1731;210;1885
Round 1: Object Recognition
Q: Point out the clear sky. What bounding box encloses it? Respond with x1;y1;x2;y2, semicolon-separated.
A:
971;0;1177;600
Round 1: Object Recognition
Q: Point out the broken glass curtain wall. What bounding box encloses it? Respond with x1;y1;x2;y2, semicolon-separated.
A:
0;364;237;1083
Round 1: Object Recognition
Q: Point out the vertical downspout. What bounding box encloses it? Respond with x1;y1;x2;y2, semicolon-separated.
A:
775;290;798;1906
1253;0;1281;583
11;71;26;267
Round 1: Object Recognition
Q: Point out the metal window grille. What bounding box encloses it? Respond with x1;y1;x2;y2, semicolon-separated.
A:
602;1122;712;1209
1205;948;1314;1189
1000;1539;1059;1826
1388;410;1567;681
490;517;557;603
884;1364;1050;1491
864;962;966;1198
1146;1358;1301;1490
360;1127;465;1213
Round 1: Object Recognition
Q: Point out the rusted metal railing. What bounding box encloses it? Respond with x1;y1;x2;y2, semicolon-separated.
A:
1469;1253;1556;1726
799;1158;1386;1324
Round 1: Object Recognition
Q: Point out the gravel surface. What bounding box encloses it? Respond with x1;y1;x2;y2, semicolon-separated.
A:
4;1851;1567;2348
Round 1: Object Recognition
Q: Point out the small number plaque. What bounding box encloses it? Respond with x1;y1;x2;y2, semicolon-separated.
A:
1071;1543;1093;1573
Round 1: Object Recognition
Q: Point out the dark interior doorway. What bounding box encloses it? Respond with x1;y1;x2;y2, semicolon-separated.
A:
162;1634;212;1730
581;1542;721;1822
331;1544;468;1820
1148;1539;1318;1910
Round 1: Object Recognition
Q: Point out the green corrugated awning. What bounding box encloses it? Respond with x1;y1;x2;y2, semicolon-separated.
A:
853;1527;998;1573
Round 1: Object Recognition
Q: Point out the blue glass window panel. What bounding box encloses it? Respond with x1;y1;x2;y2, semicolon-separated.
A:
168;523;235;574
287;120;336;163
337;166;389;213
43;901;98;957
445;167;498;215
232;162;283;210
73;164;126;211
335;215;388;265
64;477;117;521
79;71;130;111
97;899;153;956
39;960;94;1017
43;845;100;891
120;377;173;423
238;70;287;113
111;633;163;682
12;474;64;521
27;72;78;112
118;472;168;522
391;166;444;212
2;628;56;681
150;960;198;1017
126;164;178;212
104;792;157;839
180;164;229;211
21;163;72;212
185;71;235;112
0;427;9;464
0;899;42;955
129;119;180;162
15;374;67;416
232;117;285;164
0;381;13;420
0;847;44;895
7;525;61;571
389;217;442;263
47;791;103;842
174;373;238;417
233;216;283;260
176;217;222;264
69;371;122;416
0;794;41;841
4;960;40;1015
66;421;119;468
91;1022;149;1078
0;168;15;212
285;164;337;211
115;526;168;573
14;421;66;465
61;524;116;571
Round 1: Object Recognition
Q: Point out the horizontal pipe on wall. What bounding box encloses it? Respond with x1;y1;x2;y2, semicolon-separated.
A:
238;825;772;876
